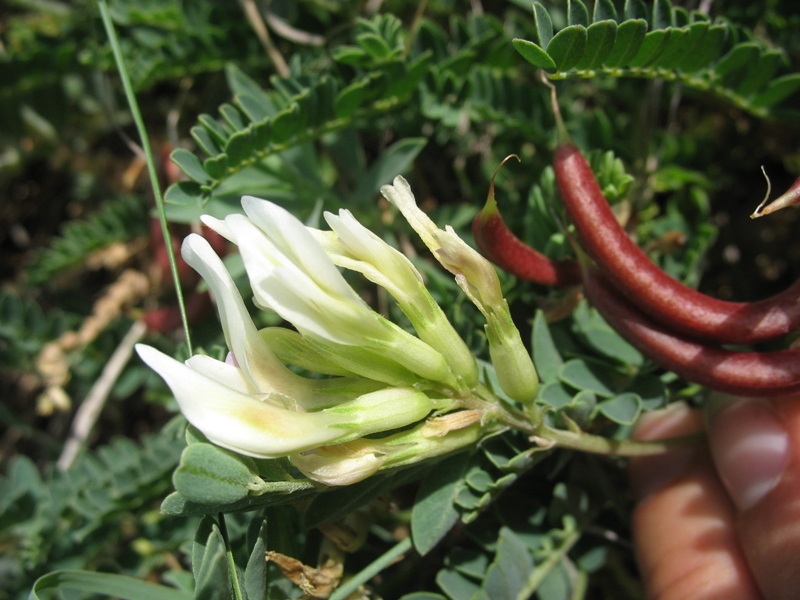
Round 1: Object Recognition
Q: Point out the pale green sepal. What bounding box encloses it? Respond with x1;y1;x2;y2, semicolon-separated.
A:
304;336;424;387
485;311;540;404
259;327;357;376
291;412;487;486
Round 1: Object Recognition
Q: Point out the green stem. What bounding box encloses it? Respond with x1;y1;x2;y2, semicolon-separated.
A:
516;524;581;600
540;424;704;457
217;513;245;600
97;0;193;356
328;537;413;600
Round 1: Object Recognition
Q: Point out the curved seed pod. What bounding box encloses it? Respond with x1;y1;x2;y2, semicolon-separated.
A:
583;269;800;398
473;205;582;286
555;143;800;344
472;156;581;287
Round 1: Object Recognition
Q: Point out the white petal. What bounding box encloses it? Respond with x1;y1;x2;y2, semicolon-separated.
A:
227;215;382;345
181;234;308;397
380;176;440;252
185;354;251;394
135;345;342;457
200;215;236;244
241;196;356;299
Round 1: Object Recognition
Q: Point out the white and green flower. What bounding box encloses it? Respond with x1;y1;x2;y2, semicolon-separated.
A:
137;180;537;483
311;208;478;389
202;198;458;388
380;176;539;403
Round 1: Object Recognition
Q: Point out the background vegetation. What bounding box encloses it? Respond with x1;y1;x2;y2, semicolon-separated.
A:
2;0;799;598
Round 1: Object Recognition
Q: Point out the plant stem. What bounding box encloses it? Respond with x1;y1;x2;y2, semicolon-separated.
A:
516;524;581;600
97;0;193;356
217;513;245;600
540;424;704;457
328;536;413;600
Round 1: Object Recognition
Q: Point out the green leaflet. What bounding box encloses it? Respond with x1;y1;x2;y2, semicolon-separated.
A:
29;571;191;600
411;451;473;556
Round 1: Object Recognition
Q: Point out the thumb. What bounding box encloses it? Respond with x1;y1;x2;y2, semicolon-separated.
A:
707;394;800;600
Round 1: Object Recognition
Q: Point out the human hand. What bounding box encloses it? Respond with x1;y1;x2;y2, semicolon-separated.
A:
629;397;800;599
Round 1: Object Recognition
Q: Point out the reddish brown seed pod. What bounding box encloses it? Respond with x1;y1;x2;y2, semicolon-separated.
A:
473;204;582;287
473;156;581;287
583;269;800;398
554;143;800;344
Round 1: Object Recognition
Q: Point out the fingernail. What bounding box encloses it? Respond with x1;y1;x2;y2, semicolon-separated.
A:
629;402;699;501
706;396;789;512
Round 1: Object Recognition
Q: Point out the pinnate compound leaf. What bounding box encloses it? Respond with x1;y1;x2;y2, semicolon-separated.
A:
547;25;588;72
220;103;245;131
513;38;557;71
334;78;374;118
412;451;473;555
236;93;271;123
198;114;230;146
567;389;597;427
225;63;272;108
164;181;204;206
173;443;261;506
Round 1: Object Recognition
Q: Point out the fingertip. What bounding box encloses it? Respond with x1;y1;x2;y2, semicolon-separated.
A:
629;402;701;501
709;395;800;599
630;403;761;600
706;395;789;512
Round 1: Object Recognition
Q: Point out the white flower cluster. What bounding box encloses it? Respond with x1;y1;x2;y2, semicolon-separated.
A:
137;177;537;485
